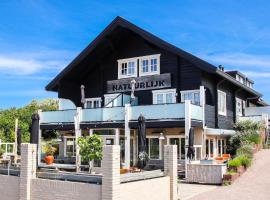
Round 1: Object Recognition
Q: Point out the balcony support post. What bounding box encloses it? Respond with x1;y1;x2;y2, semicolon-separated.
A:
75;107;82;173
184;100;191;179
115;128;120;145
124;104;131;169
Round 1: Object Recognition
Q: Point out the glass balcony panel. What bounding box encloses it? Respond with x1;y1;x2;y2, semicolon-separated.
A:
190;104;203;121
40;110;76;124
130;103;185;121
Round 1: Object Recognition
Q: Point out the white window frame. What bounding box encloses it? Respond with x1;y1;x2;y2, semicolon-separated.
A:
152;89;176;104
167;135;185;160
146;136;161;160
139;54;161;77
84;97;102;109
180;89;200;105
218;90;227;116
236;97;243;116
64;136;76;157
118;57;138;79
104;93;120;107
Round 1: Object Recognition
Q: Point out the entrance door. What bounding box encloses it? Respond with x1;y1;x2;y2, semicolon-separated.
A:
119;137;135;167
168;137;185;160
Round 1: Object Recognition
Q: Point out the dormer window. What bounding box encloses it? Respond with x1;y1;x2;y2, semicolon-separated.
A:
118;58;137;79
236;74;244;84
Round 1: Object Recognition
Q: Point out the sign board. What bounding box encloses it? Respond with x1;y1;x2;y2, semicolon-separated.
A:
107;73;171;93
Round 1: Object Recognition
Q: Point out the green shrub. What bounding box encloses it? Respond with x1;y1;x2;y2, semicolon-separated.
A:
228;158;241;168
237;155;252;168
246;133;261;145
236;144;253;159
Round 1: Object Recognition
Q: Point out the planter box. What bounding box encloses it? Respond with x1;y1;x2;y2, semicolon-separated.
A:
229;166;245;175
223;173;239;183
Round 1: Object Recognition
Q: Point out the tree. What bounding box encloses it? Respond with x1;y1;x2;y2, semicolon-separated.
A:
77;134;103;173
0;99;58;143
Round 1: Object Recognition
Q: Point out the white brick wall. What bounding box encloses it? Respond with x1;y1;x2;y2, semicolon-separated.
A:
101;145;120;200
0;175;20;200
164;145;178;200
31;178;101;200
20;143;37;200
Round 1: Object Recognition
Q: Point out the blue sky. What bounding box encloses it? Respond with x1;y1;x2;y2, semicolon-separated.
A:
1;0;270;108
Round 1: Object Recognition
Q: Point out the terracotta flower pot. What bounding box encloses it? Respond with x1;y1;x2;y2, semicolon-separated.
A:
44;155;54;165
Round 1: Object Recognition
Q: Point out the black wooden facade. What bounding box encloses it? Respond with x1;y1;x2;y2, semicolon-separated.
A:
46;16;265;130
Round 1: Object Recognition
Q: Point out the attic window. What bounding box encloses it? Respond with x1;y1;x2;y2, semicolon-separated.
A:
139;54;160;76
118;58;137;79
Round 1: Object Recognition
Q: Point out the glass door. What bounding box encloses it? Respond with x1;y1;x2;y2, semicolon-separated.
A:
168;137;185;160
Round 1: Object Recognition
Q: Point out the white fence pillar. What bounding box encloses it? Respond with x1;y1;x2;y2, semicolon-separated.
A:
164;145;178;200
20;143;37;200
102;145;120;200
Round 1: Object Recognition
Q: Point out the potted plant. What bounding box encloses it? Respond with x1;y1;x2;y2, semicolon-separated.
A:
43;143;57;165
77;134;103;174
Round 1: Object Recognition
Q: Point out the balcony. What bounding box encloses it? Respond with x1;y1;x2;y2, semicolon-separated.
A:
40;109;76;124
39;102;203;126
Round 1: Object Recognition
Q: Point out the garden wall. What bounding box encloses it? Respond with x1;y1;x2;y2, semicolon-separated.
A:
31;178;101;200
119;176;170;200
0;175;19;200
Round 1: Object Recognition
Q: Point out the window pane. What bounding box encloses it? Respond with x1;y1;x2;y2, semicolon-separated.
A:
121;63;127;75
157;94;163;104
180;138;185;159
128;61;135;75
142;59;148;72
149;138;159;159
166;93;173;103
150;58;157;72
170;138;180;159
194;93;200;105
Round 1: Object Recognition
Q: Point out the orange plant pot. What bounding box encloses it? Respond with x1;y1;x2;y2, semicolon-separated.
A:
44;155;54;165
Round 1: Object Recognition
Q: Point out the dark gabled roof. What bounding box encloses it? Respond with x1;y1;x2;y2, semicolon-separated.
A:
46;16;217;91
45;16;262;98
217;69;261;97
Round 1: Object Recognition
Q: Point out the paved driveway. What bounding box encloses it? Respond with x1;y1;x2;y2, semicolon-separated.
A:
187;149;270;200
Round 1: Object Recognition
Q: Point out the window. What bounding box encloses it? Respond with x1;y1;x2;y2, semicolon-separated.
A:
85;98;102;109
64;137;76;157
104;94;120;107
218;90;226;115
236;98;246;116
139;54;160;76
118;58;137;79
152;89;176;104
168;137;185;160
181;90;200;105
146;137;160;159
236;74;245;84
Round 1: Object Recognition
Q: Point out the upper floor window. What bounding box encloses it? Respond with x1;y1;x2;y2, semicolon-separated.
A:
218;90;226;116
236;98;246;116
117;54;160;79
139;54;160;76
118;58;137;79
180;90;200;105
152;89;176;104
85;98;102;109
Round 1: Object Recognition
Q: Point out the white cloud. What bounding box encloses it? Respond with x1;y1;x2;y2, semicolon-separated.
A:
200;52;270;69
242;71;270;78
0;49;74;75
